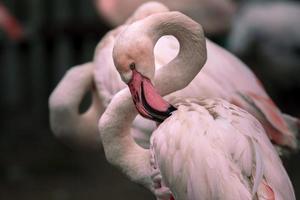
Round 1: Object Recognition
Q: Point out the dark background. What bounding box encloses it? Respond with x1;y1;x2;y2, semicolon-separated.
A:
0;0;299;199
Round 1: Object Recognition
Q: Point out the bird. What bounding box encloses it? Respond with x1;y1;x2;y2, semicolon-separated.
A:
99;11;296;199
94;0;236;36
49;2;299;154
227;2;300;90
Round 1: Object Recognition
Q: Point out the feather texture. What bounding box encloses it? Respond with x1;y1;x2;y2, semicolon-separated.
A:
151;98;295;200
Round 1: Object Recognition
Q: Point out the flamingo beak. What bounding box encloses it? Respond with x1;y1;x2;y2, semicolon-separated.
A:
128;69;176;123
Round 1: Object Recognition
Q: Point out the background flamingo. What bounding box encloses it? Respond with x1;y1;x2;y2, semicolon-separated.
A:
228;1;300;90
99;11;295;199
50;2;299;154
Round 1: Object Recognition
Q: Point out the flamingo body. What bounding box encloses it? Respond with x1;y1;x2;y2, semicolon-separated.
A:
150;98;294;199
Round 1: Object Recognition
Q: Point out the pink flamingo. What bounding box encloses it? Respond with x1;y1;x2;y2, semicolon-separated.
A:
99;11;295;199
49;2;299;153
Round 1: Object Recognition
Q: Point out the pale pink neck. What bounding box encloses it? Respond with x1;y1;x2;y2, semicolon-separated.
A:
98;89;153;189
143;12;207;96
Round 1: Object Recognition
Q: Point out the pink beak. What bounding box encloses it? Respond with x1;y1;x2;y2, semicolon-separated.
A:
128;69;176;123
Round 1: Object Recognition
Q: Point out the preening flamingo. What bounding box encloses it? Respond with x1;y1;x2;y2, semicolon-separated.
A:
95;0;236;35
49;2;299;153
99;11;295;199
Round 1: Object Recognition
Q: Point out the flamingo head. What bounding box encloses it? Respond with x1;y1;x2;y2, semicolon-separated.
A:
113;33;176;122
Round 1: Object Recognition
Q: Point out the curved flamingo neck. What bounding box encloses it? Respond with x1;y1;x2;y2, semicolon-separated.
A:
98;88;153;189
144;12;207;96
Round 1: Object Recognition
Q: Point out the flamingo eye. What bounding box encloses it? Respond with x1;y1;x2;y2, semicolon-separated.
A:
129;63;135;70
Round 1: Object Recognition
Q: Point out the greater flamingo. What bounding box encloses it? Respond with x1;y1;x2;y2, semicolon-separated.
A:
99;11;295;199
49;2;299;153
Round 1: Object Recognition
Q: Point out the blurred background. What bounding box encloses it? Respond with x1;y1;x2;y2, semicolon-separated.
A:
0;0;299;199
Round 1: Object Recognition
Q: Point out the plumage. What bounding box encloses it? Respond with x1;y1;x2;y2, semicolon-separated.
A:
99;10;295;200
151;98;294;199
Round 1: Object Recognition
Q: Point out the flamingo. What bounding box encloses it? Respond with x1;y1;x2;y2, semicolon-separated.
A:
99;11;295;199
49;2;299;153
95;0;236;35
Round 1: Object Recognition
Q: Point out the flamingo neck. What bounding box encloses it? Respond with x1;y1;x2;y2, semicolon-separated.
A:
98;88;153;189
99;89;139;159
144;12;207;96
